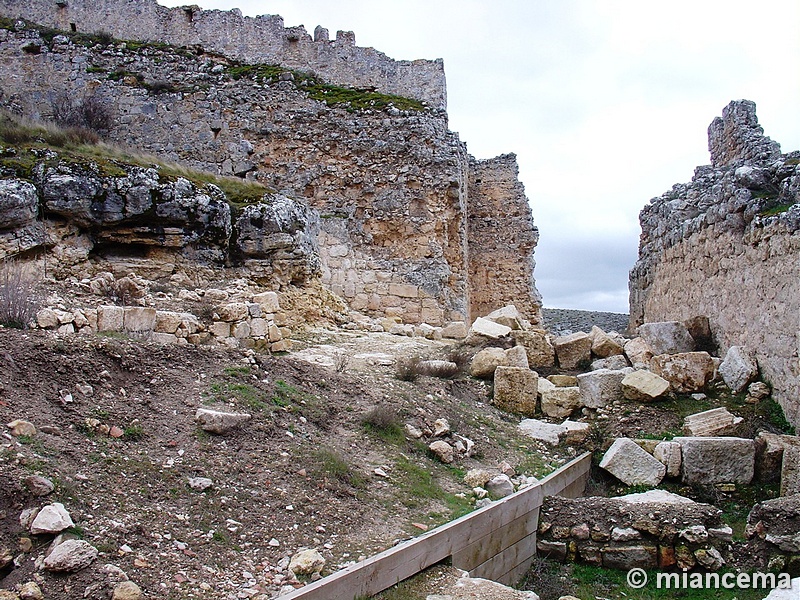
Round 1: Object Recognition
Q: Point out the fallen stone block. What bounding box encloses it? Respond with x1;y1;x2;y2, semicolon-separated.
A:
624;337;654;369
590;326;624;358
654;441;682;478
562;420;590;445
651;351;715;393
123;307;157;332
467;317;512;342
577;368;631;409
485;305;528;331
553;332;592;370
682;407;743;437
470;347;506;379
718;346;758;393
195;408;252;434
43;539;98;573
512;329;555;368
518;419;566;446
591;355;629;371
541;386;580;419
675;436;755;484
599;437;666;486
782;443;800;497
504;345;529;369
621;370;670;402
617;489;695;504
441;321;468;339
548;374;577;387
493;366;538;416
637;321;695;355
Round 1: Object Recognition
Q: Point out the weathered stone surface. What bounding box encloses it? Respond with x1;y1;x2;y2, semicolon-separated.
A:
637;321;695;355
7;419;36;437
718;346;758;393
96;305;124;332
654;441;682;478
617;489;695;504
682;407;743;437
504;345;529;369
553;332;591;370
590;355;629;371
23;475;54;497
518;419;566;446
599;438;666;486
540;387;580;419
441;322;468;339
650;352;715;393
755;432;790;483
470;347;507;379
194;408;252;434
590;326;624;358
111;581;142;600
621;370;670;402
602;545;657;569
782;444;800;497
429;440;454;464
0;179;38;228
684;316;714;352
623;337;654;369
493;366;538;416
561;420;590;445
512;329;555;368
123;307;157;332
253;291;280;313
548;374;577;387
43;539;98;572
216;302;249;322
485;305;528;330
675;436;755;484
577;368;631;409
30;502;74;535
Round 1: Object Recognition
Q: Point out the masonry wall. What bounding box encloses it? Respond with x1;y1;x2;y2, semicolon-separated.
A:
0;24;542;326
630;100;800;427
0;0;447;109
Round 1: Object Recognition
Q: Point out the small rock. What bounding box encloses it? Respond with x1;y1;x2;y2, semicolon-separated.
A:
23;475;54;497
433;418;450;437
30;502;74;535
19;582;43;600
405;424;423;439
485;474;514;499
288;548;325;576
194;408;251;434
43;539;98;572
111;581;142;600
429;440;454;464
7;419;36;437
188;477;213;491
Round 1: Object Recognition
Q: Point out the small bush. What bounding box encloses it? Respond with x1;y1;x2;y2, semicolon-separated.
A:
416;359;459;379
362;406;405;444
50;91;112;133
395;356;422;382
0;259;41;329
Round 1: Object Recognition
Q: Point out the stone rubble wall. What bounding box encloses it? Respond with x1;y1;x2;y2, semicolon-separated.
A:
0;25;542;327
629;100;800;427
0;0;447;109
468;154;542;324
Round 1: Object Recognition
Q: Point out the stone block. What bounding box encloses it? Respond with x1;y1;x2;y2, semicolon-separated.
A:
553;332;591;369
123;307;157;332
493;366;538;416
470;347;506;379
621;370;670;401
684;315;714;352
719;346;758;393
548;374;577;387
504;345;529;369
541;386;580;419
591;355;629;371
512;329;555;368
562;420;591;445
216;302;249;322
599;437;666;486
150;332;178;345
210;321;230;338
441;321;468;339
782;444;800;497
485;305;527;330
518;419;566;446
590;325;624;358
675;437;755;484
638;321;695;355
253;291;280;313
651;351;715;393
467;317;512;341
250;317;268;337
755;432;800;483
654;441;682;478
195;408;252;434
96;305;124;332
36;308;59;329
577;368;631;409
537;540;567;561
683;407;743;437
231;321;251;339
624;337;654;369
602;545;657;570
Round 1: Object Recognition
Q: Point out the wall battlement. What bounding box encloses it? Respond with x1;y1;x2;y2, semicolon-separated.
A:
0;0;447;109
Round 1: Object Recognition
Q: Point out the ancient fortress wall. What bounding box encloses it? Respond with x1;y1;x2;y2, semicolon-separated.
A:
0;22;542;326
0;0;447;109
630;100;800;426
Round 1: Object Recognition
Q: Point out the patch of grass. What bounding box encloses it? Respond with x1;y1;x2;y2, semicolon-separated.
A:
362;406;405;445
393;457;471;520
313;448;367;492
759;397;795;434
123;424;144;440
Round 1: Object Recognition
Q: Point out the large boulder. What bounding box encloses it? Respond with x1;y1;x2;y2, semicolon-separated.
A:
599;438;666;486
493;366;538;416
467;317;512;343
484;305;529;331
621;370;670;402
675;437;755;485
577;368;631;409
637;321;695;355
650;352;715;393
511;330;555;368
553;332;592;370
43;539;98;572
0;179;39;228
623;337;654;369
718;346;758;394
518;419;566;446
470;347;507;379
590;326;624;358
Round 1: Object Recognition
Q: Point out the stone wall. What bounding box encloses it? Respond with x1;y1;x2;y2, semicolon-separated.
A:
468;154;541;323
629;100;800;427
0;23;542;326
0;0;447;109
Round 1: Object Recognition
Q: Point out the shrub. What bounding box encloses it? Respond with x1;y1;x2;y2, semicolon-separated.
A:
395;356;422;381
0;259;41;329
362;406;405;444
50;91;112;133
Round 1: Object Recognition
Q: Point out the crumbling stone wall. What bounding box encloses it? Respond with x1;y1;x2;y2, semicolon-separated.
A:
0;23;542;326
630;100;800;426
0;0;447;109
468;154;542;324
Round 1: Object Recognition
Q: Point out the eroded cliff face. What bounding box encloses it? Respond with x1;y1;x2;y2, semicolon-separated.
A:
0;19;542;326
630;100;800;426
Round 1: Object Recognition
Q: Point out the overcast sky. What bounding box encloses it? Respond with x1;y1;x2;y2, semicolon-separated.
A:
160;0;800;313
